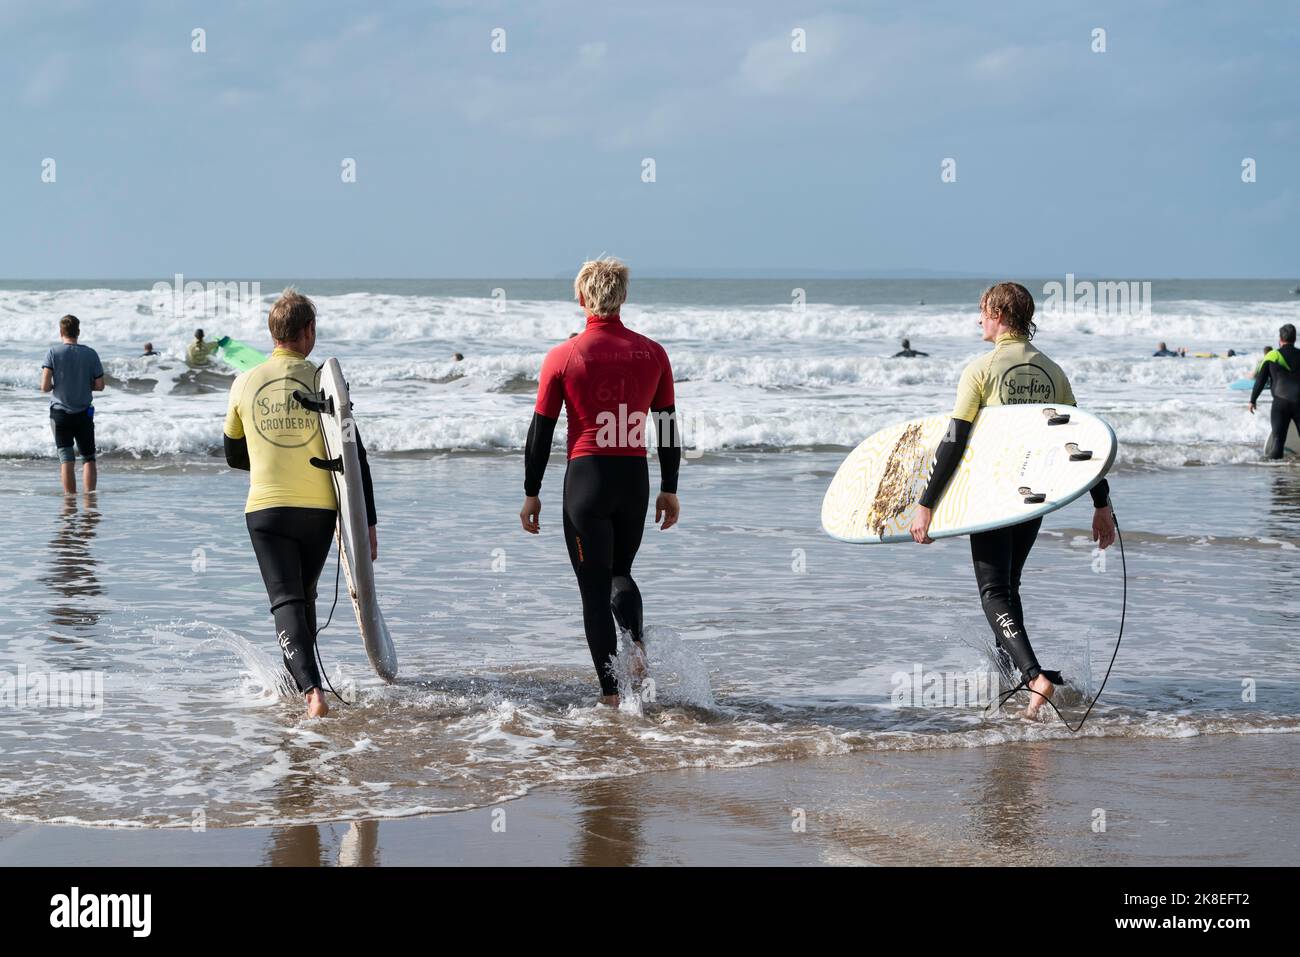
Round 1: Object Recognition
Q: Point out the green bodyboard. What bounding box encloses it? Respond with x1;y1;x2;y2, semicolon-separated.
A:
219;337;268;373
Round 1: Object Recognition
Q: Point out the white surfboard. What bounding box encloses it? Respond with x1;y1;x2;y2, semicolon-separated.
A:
313;358;398;681
1239;392;1300;455
1265;419;1300;457
822;404;1117;544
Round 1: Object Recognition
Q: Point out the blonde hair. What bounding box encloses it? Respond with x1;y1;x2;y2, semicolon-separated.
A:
268;287;316;342
574;257;629;317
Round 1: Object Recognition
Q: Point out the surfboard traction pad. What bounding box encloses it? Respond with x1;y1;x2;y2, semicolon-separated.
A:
869;421;928;538
822;404;1117;544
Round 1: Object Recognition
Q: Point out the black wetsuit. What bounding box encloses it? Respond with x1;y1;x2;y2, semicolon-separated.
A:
526;412;679;695
1251;343;1300;459
919;417;1111;683
526;316;680;695
893;348;929;357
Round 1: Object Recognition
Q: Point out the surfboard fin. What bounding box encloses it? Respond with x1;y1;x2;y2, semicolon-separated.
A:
1017;486;1047;504
292;389;335;416
310;456;343;473
1066;442;1093;461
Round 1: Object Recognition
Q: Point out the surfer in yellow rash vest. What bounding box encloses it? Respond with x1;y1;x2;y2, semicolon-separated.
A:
908;282;1117;720
186;328;221;366
223;289;378;719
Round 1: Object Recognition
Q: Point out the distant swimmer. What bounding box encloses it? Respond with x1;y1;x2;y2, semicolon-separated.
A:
519;258;681;707
909;283;1116;720
141;342;157;357
1249;323;1300;459
223;289;379;719
1256;344;1271;377
452;352;464;362
1152;342;1182;357
40;314;104;495
186;328;220;366
893;337;928;358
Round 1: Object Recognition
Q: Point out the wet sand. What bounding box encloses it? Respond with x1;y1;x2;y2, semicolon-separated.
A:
3;731;1294;866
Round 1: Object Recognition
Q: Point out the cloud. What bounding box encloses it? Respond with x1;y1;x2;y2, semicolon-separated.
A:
733;20;848;97
20;54;68;107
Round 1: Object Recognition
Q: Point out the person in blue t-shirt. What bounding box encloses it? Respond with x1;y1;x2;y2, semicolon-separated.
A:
40;314;105;493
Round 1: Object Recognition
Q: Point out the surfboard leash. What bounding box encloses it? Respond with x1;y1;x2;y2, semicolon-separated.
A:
995;508;1126;732
312;529;348;705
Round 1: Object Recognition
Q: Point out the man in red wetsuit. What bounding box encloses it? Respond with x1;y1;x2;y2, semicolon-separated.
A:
519;257;681;706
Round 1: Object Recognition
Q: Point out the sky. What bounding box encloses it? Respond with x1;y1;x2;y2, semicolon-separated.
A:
1;0;1297;278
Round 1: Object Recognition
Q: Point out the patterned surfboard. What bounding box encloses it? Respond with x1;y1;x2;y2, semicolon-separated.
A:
821;404;1117;544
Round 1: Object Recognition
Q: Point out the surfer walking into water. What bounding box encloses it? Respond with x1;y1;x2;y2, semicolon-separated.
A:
893;338;928;358
909;283;1116;719
1249;323;1300;459
224;289;378;718
519;258;681;707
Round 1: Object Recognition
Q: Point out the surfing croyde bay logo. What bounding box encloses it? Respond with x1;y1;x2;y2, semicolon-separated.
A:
50;887;151;937
890;664;1000;709
0;666;103;717
998;364;1056;405
253;377;320;448
1041;273;1152;317
151;273;261;319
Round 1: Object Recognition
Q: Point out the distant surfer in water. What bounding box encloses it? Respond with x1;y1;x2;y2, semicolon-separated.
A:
1152;342;1181;357
893;338;928;358
1249;323;1300;459
519;257;681;707
909;282;1116;719
223;289;378;719
186;328;220;367
1255;344;1272;379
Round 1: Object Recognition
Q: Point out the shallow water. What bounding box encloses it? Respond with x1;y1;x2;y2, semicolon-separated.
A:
1;453;1296;827
3;278;1297;828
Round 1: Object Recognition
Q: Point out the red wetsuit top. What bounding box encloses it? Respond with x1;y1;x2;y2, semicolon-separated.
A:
534;315;675;459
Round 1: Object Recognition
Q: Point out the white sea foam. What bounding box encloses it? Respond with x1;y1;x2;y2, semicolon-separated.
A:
0;287;1287;464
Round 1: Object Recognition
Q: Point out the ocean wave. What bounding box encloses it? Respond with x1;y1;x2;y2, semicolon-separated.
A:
2;286;1295;345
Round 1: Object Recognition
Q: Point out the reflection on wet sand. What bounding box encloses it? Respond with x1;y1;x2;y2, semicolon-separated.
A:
263;735;383;866
965;742;1056;859
264;820;381;867
40;494;103;637
1265;469;1300;621
569;776;645;866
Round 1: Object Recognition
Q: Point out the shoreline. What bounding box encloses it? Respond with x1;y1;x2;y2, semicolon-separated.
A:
3;731;1295;866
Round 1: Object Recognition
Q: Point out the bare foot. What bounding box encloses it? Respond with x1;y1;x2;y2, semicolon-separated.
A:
629;641;648;685
598;694;620;708
306;687;330;718
1020;673;1055;720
